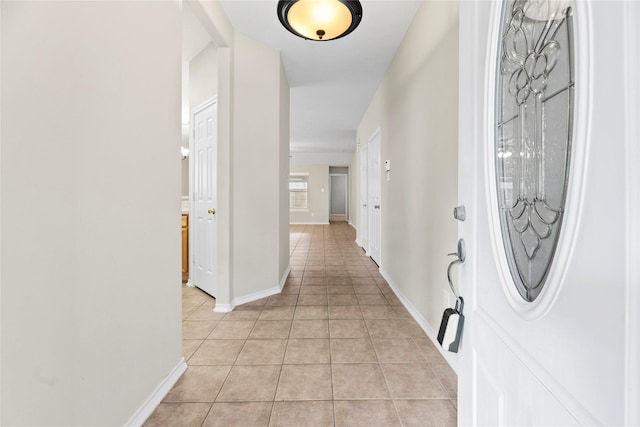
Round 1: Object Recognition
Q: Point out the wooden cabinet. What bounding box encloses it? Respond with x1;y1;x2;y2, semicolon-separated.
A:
181;214;188;283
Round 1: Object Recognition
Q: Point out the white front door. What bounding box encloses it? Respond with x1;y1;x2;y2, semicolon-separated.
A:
458;1;639;426
368;129;381;265
359;144;368;251
192;99;218;298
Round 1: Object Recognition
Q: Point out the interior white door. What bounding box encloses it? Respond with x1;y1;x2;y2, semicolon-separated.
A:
458;1;639;426
367;129;381;265
192;99;218;298
359;144;368;251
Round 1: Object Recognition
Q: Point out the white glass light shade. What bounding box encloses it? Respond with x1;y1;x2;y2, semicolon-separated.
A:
288;0;352;40
277;0;362;41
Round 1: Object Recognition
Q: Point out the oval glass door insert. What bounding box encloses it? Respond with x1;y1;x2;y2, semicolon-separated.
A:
495;0;575;302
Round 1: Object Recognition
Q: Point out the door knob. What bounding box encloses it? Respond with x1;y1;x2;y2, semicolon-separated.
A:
207;208;216;215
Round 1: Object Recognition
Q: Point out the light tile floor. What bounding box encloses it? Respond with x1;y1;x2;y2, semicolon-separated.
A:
145;223;457;427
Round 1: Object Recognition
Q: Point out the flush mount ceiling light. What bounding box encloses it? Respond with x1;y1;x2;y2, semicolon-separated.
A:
277;0;363;41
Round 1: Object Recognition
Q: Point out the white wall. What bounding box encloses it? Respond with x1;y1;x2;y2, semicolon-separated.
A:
289;164;330;224
232;32;290;301
190;43;218;111
353;1;459;360
1;2;182;424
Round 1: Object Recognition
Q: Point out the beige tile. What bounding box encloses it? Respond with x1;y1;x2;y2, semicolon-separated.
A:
329;319;368;338
144;402;211;427
327;277;351;285
275;364;333;401
294;306;328;320
258;306;296;321
299;285;327;295
372;338;427;363
395;399;457;427
266;294;299;307
297;294;328;305
164;366;231;402
385;293;404;306
381;364;447;399
431;362;458;398
413;337;447;363
248;320;292;339
223;310;262;321
328;305;362;319
392;306;413;319
269;401;334;427
331;364;390;399
326;285;355;294
236;339;287;365
189;340;244;365
356;294;390;306
283;339;330;364
360;305;396;319
182;291;209;308
183;320;219;340
281;285;300;295
301;278;327;287
236;299;267;310
182;305;197;320
353;284;382;294
208;320;255;340
365;319;408;338
334;400;400;427
183;339;203;362
290;320;329;338
328;294;359;306
216;365;281;402
402;319;427;337
202;402;272;427
451;398;457;409
186;306;227;321
330;338;377;363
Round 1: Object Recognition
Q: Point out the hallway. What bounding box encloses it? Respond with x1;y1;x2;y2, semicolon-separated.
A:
146;223;456;426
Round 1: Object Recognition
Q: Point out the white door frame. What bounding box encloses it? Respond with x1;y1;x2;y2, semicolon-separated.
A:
367;127;382;266
358;143;368;250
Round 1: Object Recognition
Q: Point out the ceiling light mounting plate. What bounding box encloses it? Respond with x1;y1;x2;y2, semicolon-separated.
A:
277;0;363;41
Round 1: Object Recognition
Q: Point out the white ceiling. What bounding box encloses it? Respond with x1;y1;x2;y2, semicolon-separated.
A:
187;0;421;163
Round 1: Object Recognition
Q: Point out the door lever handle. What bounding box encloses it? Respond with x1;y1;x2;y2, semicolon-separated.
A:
207;208;216;215
446;239;466;298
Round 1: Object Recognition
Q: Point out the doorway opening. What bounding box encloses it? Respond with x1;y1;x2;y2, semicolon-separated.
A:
329;166;349;223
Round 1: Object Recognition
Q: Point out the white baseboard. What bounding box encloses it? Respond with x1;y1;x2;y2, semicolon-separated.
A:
379;268;458;373
233;286;281;306
125;359;188;427
214;303;233;313
279;265;291;291
219;266;291;311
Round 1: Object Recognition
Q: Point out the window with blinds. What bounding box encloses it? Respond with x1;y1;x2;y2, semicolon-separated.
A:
289;174;309;210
